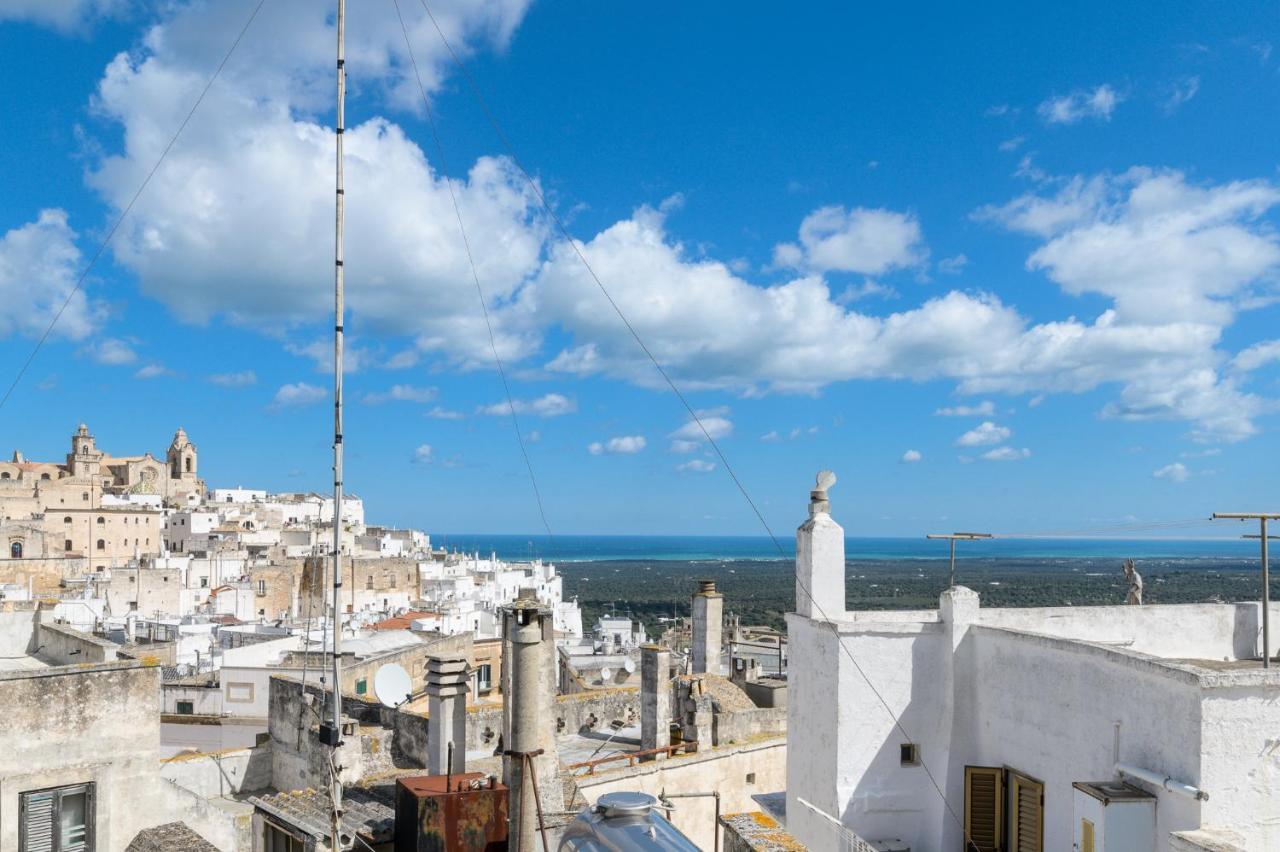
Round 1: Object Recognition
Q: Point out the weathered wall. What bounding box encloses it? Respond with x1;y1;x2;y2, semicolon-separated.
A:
0;602;38;653
1198;680;1280;851
160;743;274;798
713;706;787;745
37;620;119;664
162;682;223;716
573;738;787;852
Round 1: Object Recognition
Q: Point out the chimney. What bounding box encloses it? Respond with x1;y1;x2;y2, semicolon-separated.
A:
796;470;845;619
691;580;723;674
501;591;562;848
425;655;470;776
640;643;671;760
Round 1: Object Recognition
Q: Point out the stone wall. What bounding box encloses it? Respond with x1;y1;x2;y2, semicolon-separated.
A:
37;620;119;664
713;706;787;746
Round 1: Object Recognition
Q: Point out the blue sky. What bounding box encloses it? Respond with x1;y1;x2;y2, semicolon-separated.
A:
0;0;1278;537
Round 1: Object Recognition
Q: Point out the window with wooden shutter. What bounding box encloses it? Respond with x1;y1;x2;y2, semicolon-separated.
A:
21;785;92;852
1009;771;1044;852
964;766;1003;852
1081;818;1095;852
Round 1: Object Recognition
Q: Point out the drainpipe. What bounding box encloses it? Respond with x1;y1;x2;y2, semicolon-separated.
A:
1116;763;1209;801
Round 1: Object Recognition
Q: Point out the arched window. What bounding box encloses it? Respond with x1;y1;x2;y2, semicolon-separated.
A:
185;457;192;473
63;516;72;524
9;542;22;558
0;472;10;480
96;539;105;551
97;517;105;524
40;473;50;481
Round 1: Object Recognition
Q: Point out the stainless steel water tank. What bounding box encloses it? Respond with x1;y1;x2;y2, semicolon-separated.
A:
558;792;701;851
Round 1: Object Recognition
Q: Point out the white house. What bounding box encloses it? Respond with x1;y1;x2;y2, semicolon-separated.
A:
786;474;1280;852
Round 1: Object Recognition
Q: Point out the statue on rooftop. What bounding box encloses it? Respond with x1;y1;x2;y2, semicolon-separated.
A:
1122;558;1143;605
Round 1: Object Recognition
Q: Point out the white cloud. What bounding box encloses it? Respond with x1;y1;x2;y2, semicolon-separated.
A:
668;416;733;452
677;459;715;473
425;406;465;420
134;363;172;379
0;0;126;33
269;382;326;410
412;443;433;464
956;421;1011;447
937;254;969;274
1038;84;1124;124
772;205;926;274
1164;76;1200;112
361;384;438;405
208;370;257;387
87;0;542;368
525;430;541;443
998;137;1025;153
901;449;923;463
760;430;781;442
1233;340;1280;372
934;400;996;417
0;210;98;341
286;340;380;374
479;393;576;418
982;446;1031;461
1153;462;1189;482
82;337;137;365
589;435;646;455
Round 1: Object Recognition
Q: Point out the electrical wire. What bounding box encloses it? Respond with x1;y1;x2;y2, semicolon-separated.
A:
0;0;269;414
414;3;981;846
390;0;555;547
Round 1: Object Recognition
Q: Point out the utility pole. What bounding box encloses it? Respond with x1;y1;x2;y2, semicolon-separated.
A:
926;532;993;589
1212;512;1279;668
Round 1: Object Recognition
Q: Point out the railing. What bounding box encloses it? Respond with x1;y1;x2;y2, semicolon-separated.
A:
567;741;698;775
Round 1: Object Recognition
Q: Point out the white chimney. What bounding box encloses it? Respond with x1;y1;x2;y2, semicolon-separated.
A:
796;470;845;619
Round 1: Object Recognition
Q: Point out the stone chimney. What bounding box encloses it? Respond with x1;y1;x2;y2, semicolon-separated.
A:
640;643;671;760
796;470;845;619
425;655;470;776
691;579;723;674
501;590;563;848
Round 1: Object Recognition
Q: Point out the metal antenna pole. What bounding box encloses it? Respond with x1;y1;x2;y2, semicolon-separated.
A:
1213;512;1280;668
926;532;993;589
329;0;347;847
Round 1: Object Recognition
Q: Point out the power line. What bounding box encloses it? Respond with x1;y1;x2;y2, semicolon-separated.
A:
390;0;554;545
414;5;979;846
0;0;269;414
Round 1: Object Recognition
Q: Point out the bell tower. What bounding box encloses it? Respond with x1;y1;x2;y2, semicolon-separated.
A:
67;423;102;479
167;427;198;480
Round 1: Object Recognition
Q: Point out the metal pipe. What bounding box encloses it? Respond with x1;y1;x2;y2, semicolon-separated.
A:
1115;762;1208;801
659;791;721;852
329;0;346;849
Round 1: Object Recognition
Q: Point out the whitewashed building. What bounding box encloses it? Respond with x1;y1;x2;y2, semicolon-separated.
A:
786;474;1280;852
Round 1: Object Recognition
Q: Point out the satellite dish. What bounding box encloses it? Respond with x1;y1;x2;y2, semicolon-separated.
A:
600;666;613;682
623;658;636;674
373;663;413;708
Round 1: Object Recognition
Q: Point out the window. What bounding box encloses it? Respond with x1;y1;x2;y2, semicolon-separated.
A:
176;701;194;715
263;822;304;852
184;457;192;473
95;540;105;551
964;766;1003;852
356;678;368;695
10;541;22;559
257;580;266;595
81;493;88;501
1080;819;1095;852
65;540;72;552
63;517;72;524
96;517;104;525
475;664;492;692
21;783;93;852
41;473;50;481
1;472;10;480
1008;771;1044;852
200;577;208;588
366;576;373;590
900;743;920;766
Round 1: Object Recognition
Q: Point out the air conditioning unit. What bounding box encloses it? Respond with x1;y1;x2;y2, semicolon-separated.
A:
1072;781;1155;852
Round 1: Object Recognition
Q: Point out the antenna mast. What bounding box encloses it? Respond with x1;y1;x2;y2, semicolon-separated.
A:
328;0;347;846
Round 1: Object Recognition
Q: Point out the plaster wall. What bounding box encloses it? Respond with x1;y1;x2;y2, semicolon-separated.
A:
1198;684;1280;850
159;743;274;798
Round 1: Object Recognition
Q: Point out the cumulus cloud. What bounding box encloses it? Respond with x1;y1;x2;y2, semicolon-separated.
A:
0;0;127;33
87;0;542;367
1153;462;1189;482
956;421;1011;447
588;435;646;456
669;416;733;452
677;459;715;473
412;444;434;465
478;393;575;418
361;384;438;405
1038;84;1124;124
0;210;98;341
82;337;137;365
982;446;1031;461
901;449;923;463
1233;340;1280;372
935;400;995;417
269;382;326;410
772;206;926;274
208;370;257;387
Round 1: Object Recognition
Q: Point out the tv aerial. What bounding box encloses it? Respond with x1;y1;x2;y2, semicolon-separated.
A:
373;663;413;708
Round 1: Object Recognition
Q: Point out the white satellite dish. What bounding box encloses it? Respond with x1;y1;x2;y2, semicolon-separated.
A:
600;666;613;682
373;663;413;708
623;658;636;674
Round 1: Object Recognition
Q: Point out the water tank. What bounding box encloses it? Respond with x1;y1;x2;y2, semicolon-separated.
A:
558;792;700;851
